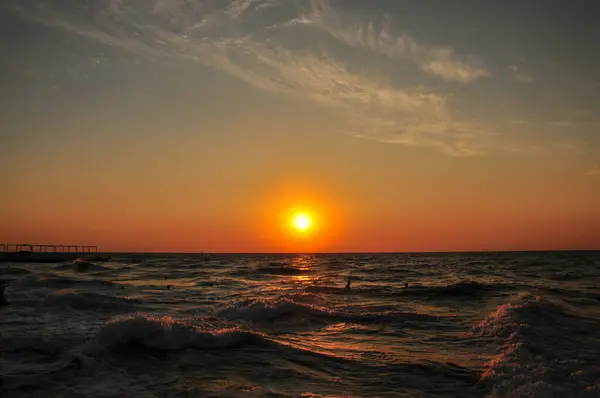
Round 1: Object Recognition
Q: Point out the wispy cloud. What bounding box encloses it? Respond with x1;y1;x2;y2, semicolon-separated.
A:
6;0;492;155
507;64;533;83
589;168;600;177
289;1;490;84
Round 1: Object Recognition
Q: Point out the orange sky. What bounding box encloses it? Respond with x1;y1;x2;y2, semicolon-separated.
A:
2;153;599;252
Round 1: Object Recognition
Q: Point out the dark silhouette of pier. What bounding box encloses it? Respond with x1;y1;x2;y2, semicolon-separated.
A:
1;244;97;253
0;243;98;262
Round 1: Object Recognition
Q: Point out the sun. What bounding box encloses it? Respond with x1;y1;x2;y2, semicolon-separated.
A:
292;212;312;232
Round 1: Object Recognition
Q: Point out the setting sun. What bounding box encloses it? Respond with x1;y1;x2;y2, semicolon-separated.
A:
292;213;312;232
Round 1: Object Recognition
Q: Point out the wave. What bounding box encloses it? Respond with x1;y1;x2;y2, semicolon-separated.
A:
301;281;515;301
0;266;32;277
547;269;587;281
302;284;394;296
214;297;442;326
82;315;268;354
0;335;113;393
400;281;514;299
71;314;480;397
463;260;492;267
255;265;313;276
42;290;139;311
51;262;110;273
0;316;269;392
470;293;600;397
13;274;117;290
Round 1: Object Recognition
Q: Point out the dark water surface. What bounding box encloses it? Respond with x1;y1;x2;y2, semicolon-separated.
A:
1;252;599;397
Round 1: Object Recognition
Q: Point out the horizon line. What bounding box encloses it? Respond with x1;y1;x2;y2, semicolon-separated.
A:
92;249;600;255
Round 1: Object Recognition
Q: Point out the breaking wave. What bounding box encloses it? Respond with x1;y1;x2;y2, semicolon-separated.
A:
83;315;269;354
470;293;600;397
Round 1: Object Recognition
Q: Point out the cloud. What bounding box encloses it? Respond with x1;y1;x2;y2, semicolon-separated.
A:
6;0;491;156
589;168;600;177
225;0;265;19
289;1;490;84
507;64;533;83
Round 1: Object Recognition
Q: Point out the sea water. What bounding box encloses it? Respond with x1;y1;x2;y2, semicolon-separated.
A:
1;252;599;397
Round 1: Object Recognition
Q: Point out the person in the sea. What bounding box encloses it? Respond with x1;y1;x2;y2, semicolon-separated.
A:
0;279;9;306
346;280;351;289
404;282;409;288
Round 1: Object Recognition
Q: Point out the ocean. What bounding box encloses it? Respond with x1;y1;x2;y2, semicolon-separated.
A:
1;252;599;397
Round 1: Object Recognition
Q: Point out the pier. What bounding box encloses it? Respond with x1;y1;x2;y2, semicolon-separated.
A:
1;244;97;253
0;243;99;263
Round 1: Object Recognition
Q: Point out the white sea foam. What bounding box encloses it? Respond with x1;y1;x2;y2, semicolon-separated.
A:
471;293;600;397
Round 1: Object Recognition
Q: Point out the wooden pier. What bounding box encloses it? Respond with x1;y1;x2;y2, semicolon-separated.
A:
0;243;99;263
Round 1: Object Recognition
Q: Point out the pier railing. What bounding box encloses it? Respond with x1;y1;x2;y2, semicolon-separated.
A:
0;244;98;253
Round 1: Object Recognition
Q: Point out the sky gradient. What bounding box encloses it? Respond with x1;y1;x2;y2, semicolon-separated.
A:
1;0;599;253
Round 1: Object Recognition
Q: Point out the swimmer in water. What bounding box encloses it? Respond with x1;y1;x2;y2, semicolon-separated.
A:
346;280;351;289
405;282;409;288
